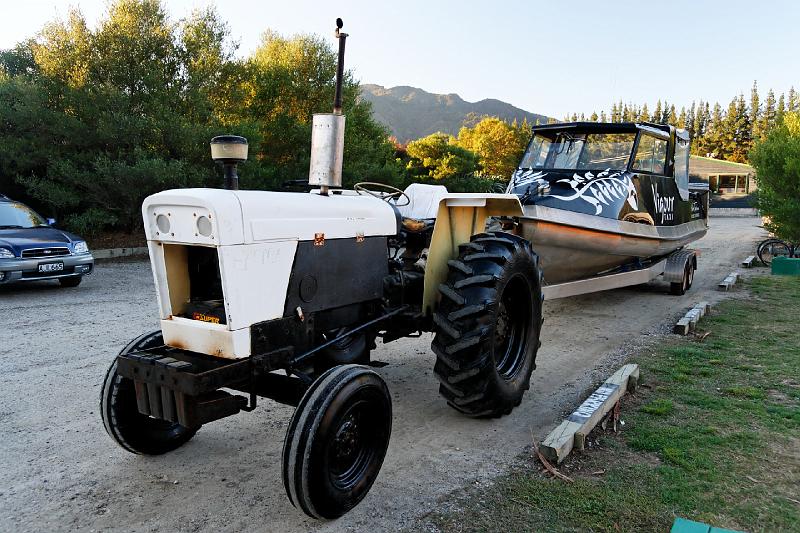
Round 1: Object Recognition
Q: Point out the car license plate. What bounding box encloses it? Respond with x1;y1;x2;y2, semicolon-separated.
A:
38;262;64;273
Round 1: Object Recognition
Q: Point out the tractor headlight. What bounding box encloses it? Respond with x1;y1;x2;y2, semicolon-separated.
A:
73;241;89;254
0;247;15;259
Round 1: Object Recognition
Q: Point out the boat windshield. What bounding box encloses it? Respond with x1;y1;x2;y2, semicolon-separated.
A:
519;132;636;171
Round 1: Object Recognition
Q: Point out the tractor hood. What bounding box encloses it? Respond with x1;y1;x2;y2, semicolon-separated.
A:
142;188;398;246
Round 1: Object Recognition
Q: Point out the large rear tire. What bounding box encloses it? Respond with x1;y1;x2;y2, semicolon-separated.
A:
100;330;197;455
282;364;392;519
432;232;543;418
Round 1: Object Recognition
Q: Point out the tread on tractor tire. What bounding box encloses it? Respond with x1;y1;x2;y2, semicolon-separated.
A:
282;364;392;519
100;330;197;455
432;231;543;418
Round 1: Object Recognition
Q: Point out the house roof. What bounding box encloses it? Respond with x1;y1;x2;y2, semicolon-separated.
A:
689;155;754;177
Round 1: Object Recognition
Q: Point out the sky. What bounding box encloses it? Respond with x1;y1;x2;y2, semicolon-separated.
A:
2;0;798;118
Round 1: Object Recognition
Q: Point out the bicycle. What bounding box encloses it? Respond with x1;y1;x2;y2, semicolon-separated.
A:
756;237;797;265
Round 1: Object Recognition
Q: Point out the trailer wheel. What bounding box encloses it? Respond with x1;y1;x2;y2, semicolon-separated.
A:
100;331;197;455
432;232;543;418
669;259;694;295
282;364;392;519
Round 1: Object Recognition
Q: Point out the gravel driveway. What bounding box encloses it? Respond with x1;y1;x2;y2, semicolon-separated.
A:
0;217;766;532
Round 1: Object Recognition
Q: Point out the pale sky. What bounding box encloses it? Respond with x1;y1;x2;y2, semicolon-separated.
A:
2;0;798;118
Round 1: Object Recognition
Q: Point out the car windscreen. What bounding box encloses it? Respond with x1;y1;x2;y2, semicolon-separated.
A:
519;132;636;171
0;202;47;229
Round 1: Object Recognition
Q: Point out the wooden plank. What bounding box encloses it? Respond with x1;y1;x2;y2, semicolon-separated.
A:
541;364;639;464
695;301;711;316
686;308;702;327
675;302;711;335
741;255;755;268
718;271;739;291
674;317;692;335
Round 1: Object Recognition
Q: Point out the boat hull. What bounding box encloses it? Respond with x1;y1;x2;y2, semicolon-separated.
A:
518;205;708;284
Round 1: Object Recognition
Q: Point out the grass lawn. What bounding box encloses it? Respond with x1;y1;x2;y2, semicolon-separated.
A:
425;277;800;532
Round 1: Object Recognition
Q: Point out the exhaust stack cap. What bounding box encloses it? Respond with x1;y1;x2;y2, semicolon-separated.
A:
309;113;345;189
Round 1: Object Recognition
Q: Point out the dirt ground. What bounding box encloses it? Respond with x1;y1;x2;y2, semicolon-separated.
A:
0;217;767;533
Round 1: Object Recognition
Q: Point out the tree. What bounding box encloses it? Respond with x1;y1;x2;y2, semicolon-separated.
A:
760;89;776;136
406;132;479;180
686;103;696;139
750;81;761;139
640;103;650;122
590;111;598;121
750;112;800;242
788;87;798;113
1;0;402;233
653;100;663;124
456;117;530;178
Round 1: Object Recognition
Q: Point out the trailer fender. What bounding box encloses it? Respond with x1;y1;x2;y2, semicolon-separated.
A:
423;194;523;315
663;248;697;284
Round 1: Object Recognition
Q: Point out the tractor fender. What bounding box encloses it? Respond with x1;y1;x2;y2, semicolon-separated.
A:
423;194;523;315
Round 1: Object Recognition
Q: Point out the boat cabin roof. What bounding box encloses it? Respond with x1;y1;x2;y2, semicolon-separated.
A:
531;121;687;141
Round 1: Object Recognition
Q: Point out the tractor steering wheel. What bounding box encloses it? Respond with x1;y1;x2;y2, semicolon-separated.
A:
354;182;410;207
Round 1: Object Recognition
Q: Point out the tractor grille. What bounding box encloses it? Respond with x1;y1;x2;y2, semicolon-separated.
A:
21;247;71;259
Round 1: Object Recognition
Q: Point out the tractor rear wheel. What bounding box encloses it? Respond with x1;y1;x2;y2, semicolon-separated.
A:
432;232;543;418
100;330;197;455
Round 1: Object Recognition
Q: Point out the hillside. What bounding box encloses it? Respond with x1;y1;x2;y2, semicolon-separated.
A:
360;84;549;143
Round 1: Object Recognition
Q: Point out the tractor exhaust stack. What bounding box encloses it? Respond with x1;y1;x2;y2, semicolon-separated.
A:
309;18;348;195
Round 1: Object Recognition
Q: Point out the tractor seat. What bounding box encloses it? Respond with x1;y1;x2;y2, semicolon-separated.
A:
394;183;449;232
396;183;447;233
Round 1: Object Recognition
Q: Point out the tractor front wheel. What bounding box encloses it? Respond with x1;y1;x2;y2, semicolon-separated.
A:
282;364;392;519
100;330;197;455
432;232;543;418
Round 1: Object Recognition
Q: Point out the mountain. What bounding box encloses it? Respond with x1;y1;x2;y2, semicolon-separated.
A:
359;84;550;143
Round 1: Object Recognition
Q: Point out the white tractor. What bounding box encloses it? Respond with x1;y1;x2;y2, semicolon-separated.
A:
100;20;541;520
100;19;706;520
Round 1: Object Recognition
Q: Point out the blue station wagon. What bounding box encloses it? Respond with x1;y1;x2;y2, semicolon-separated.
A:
0;195;94;287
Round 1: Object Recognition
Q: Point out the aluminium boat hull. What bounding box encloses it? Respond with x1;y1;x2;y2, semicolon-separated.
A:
517;205;708;284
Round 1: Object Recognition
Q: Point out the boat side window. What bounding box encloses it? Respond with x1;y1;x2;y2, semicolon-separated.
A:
673;137;690;200
577;133;636;170
519;134;552;168
632;134;668;175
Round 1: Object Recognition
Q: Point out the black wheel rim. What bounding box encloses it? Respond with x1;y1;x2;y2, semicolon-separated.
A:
326;400;377;491
494;273;532;380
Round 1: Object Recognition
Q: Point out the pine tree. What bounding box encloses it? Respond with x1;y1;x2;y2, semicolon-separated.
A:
653;100;663;124
789;86;798;112
668;104;677;126
776;93;786;125
750;81;761;139
590;111;598;121
678;107;687;129
733;94;751;162
610;102;618;123
702;102;724;157
686;102;696;139
761;89;776;135
640;102;650;122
